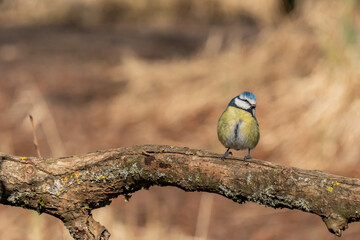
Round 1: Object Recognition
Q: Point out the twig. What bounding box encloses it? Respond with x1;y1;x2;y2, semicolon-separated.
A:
29;114;42;158
194;193;214;240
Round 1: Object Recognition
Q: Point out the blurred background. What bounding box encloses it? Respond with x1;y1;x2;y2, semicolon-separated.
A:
0;0;360;239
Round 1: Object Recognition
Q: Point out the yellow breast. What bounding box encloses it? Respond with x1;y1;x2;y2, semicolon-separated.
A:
217;106;260;150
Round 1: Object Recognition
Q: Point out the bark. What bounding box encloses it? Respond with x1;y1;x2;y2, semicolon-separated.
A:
0;145;359;239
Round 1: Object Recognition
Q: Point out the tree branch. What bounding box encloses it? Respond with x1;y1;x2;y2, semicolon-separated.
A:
0;145;359;239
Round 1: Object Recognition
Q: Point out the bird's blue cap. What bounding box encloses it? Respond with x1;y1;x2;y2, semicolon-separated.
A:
239;91;256;106
239;92;256;104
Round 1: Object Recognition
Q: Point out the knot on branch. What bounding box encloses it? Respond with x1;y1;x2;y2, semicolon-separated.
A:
63;211;110;240
322;213;348;237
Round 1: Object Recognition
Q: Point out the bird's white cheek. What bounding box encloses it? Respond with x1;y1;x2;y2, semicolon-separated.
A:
235;98;251;110
252;108;255;116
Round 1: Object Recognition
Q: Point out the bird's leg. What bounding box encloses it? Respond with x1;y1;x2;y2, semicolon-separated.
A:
244;148;252;160
221;147;232;160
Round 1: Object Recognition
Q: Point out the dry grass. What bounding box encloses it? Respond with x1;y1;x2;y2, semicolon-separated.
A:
0;0;278;27
0;0;360;239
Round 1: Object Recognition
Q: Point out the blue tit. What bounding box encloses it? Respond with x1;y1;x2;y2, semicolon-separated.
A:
217;91;260;160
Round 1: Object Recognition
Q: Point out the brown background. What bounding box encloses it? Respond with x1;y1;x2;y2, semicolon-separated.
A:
0;0;360;239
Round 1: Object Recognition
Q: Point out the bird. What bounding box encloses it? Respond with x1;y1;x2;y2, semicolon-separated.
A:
217;91;260;160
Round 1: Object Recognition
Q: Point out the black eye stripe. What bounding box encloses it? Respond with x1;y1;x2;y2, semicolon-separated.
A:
239;98;251;105
230;97;255;110
239;97;256;107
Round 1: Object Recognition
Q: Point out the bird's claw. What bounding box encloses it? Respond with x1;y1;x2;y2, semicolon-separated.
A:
243;154;252;160
221;149;232;160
